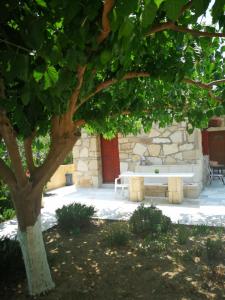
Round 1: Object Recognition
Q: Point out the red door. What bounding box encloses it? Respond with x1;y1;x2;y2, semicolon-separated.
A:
100;135;120;183
208;131;225;164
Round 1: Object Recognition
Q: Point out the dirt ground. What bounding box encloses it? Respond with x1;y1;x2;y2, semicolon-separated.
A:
1;220;225;300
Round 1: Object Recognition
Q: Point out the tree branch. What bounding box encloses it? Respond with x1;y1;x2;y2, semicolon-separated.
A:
69;65;86;116
0;111;27;187
97;0;115;44
146;21;225;38
0;157;16;190
0;38;31;53
77;71;150;110
24;132;36;174
183;78;224;103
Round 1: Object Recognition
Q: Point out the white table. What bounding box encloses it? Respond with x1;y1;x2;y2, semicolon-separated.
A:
119;172;194;203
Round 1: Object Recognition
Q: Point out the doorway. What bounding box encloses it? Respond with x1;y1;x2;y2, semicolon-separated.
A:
100;136;120;183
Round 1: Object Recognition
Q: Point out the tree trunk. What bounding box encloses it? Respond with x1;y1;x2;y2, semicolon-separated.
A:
13;188;55;295
17;216;55;295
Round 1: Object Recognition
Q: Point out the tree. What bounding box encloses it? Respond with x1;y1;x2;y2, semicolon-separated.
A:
0;0;225;295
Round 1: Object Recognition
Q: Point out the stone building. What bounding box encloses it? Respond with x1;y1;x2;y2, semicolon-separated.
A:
73;117;225;199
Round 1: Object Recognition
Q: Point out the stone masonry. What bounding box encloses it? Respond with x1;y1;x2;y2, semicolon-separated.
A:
73;131;102;187
73;123;204;197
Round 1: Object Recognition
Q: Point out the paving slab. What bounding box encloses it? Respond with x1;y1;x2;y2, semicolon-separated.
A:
1;181;225;239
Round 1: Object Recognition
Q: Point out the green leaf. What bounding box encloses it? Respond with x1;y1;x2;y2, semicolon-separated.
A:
35;0;47;8
118;18;135;38
21;85;31;105
164;0;187;21
212;0;225;24
192;0;210;18
116;0;138;16
44;66;59;90
154;0;164;8
13;54;29;80
142;1;158;28
33;70;43;82
100;50;112;65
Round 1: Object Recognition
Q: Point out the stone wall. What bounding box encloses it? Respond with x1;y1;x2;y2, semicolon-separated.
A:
118;122;202;172
73;123;204;193
73;131;102;187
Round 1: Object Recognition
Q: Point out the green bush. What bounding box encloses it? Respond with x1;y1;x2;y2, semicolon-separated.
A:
103;222;130;247
129;205;172;236
56;203;96;233
0;208;16;222
192;224;211;236
0;237;24;280
177;225;190;245
0;181;15;222
206;238;224;261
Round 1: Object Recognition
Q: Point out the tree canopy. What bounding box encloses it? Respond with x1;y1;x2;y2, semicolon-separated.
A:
0;0;225;140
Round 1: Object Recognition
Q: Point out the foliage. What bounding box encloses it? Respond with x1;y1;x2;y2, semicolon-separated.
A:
138;234;170;255
177;225;190;245
0;0;224;139
56;203;96;233
129;205;172;236
192;224;211;236
0;181;15;222
103;221;130;247
63;152;73;165
206;238;224;261
0;208;15;222
0;237;24;280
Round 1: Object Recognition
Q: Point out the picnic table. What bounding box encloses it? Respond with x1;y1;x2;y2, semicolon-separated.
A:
119;172;194;204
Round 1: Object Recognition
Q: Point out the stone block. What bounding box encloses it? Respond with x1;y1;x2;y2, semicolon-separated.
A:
168;177;183;203
89;160;98;170
162;130;171;137
179;143;194;151
79;178;92;187
174;153;183;160
183;150;197;160
152;137;171;144
129;177;144;201
149;157;162;165
144;184;167;197
90;138;97;152
73;146;80;158
170;131;183;143
119;153;129;159
77;161;88;172
163;144;178;155
164;157;177;164
80;147;89;157
133;143;147;156
149;129;160;138
120;143;132;151
147;144;161;156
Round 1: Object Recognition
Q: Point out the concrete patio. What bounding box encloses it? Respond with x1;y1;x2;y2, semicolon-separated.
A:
1;180;225;238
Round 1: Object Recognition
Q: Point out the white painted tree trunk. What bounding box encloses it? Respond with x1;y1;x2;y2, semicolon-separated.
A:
17;215;55;295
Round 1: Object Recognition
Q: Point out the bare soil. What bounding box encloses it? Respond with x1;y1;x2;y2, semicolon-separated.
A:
1;220;225;300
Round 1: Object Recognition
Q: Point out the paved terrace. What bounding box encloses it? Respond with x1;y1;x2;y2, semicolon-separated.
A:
1;181;225;238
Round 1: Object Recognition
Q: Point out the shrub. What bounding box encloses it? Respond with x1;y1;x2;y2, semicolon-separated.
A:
192;224;211;236
0;183;15;222
103;222;130;247
206;238;224;261
138;235;169;255
177;225;190;245
129;205;172;236
0;208;16;222
56;203;96;233
0;237;24;280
